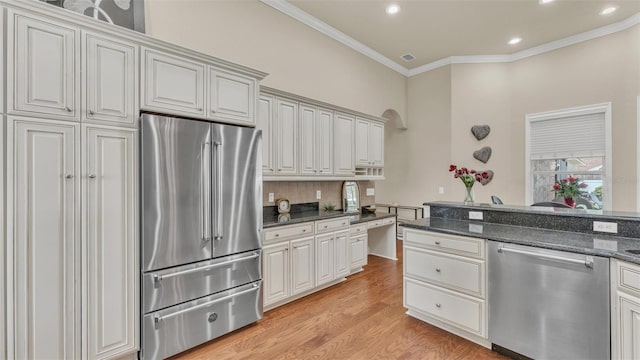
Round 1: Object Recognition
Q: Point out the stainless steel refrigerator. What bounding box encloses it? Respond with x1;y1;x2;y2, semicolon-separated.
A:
140;114;263;359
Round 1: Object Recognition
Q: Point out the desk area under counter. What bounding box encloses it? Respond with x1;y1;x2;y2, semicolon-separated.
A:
262;209;397;310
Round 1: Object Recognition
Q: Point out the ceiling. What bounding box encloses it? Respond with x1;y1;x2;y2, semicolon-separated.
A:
284;0;640;72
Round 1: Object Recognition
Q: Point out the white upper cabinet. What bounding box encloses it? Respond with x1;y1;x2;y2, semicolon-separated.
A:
355;118;384;168
83;32;138;126
209;68;257;125
334;113;355;176
257;95;276;175
8;10;80;121
317;109;334;175
275;98;298;175
299;104;317;176
8;117;80;359
355;118;370;167
370;122;384;166
141;47;205;118
83;125;138;359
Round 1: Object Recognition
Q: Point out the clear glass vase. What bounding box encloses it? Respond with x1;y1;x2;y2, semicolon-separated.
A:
464;184;474;204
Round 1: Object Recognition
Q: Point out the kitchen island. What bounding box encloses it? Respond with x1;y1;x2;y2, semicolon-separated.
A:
401;201;640;360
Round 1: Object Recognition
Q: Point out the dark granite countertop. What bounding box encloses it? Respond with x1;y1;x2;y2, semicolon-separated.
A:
263;210;397;228
401;217;640;265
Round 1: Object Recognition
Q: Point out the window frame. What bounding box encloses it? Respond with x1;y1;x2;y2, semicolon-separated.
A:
525;103;612;209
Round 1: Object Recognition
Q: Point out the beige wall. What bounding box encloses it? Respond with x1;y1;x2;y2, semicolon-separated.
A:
380;26;640;211
376;66;452;207
144;0;406;121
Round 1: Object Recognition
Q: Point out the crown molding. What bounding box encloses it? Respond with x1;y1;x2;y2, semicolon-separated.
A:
262;0;640;78
260;0;409;76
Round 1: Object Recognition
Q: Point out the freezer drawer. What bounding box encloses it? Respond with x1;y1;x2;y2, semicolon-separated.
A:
142;250;261;314
142;281;262;360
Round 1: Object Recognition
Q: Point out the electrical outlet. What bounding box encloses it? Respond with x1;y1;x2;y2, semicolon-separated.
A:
593;221;618;234
438;187;445;194
316;190;322;200
268;193;274;203
469;211;483;220
366;188;375;196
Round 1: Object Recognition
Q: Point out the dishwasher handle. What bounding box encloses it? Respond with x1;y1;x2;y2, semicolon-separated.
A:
497;245;594;268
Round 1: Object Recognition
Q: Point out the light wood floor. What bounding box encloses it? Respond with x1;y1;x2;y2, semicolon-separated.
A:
173;241;507;360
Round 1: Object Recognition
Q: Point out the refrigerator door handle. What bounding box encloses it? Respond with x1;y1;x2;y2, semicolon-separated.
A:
213;141;224;241
202;142;212;242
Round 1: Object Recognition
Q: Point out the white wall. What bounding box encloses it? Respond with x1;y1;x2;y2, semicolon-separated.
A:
144;0;407;121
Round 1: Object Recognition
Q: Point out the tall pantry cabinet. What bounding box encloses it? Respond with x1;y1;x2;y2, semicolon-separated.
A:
3;5;138;360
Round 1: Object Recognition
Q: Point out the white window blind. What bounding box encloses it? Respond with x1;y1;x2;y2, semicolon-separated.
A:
529;113;605;160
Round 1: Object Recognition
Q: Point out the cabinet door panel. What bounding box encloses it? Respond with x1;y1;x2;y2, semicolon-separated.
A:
370;122;384;166
264;243;290;306
355;119;370;166
84;126;138;358
210;69;256;125
9;11;79;120
257;95;275;175
276;99;298;175
334;113;354;176
84;32;137;126
350;234;367;269
142;48;205;117
334;230;350;279
299;104;316;175
619;293;640;360
316;234;334;286
9;118;80;359
317;109;333;175
291;237;315;295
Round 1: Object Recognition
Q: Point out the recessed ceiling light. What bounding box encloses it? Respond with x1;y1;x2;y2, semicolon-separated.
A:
508;37;522;45
401;53;416;62
538;0;554;4
386;4;400;15
600;6;618;15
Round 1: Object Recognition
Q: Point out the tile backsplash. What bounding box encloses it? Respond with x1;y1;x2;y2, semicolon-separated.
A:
263;181;375;210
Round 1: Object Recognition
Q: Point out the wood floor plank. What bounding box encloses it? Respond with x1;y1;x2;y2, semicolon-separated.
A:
172;240;507;360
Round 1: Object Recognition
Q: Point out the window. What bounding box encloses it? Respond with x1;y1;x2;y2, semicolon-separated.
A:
525;103;612;209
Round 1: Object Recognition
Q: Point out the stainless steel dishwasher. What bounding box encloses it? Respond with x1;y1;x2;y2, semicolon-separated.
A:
488;241;610;360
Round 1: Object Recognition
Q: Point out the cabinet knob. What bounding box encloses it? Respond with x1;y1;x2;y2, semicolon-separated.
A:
209;109;214;113
275;234;280;237
435;268;441;272
65;174;73;179
285;248;289;251
435;241;441;245
65;106;72;112
198;108;203;112
88;174;97;179
324;225;328;229
302;229;306;232
89;110;95;115
436;303;441;308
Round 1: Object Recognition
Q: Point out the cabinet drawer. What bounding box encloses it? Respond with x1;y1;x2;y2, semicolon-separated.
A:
404;229;485;259
264;223;313;243
350;224;367;235
316;217;350;234
617;260;640;296
368;216;396;229
404;278;485;337
405;246;484;298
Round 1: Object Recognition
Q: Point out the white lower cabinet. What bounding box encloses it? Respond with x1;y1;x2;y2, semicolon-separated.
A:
611;259;640;360
263;218;351;310
403;229;488;347
6;117;138;359
349;230;368;271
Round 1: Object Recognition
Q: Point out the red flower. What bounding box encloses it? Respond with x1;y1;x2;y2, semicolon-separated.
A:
449;165;457;172
568;176;576;183
454;173;459;178
482;172;489;179
470;170;477;174
475;174;482;181
461;167;468;174
553;183;561;190
562;179;568;183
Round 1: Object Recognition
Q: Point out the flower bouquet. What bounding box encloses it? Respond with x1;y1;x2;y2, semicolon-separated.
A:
552;175;588;208
449;164;490;204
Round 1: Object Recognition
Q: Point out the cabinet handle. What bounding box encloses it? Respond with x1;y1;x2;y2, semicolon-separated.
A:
435;268;441;272
275;234;280;237
435;241;441;245
436;303;441;308
65;174;73;179
65;106;72;112
88;174;97;179
302;229;306;232
357;229;361;232
341;222;346;225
